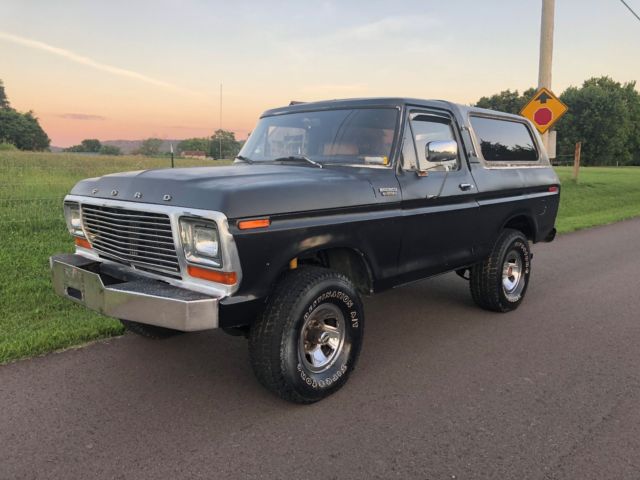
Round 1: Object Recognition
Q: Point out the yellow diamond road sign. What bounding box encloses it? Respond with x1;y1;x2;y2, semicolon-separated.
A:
520;87;568;134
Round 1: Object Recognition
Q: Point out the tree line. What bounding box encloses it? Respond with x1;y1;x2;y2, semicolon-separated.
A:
65;137;166;156
65;138;121;155
475;76;640;166
176;130;243;160
0;79;50;151
64;130;243;159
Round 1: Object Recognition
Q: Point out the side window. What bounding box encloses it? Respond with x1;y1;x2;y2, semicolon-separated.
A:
400;126;418;170
470;116;538;162
410;113;459;171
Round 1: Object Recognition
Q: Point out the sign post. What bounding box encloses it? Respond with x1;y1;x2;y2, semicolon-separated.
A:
573;142;582;181
547;130;557;159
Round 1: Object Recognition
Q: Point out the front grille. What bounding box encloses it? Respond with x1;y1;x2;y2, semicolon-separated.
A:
81;204;181;278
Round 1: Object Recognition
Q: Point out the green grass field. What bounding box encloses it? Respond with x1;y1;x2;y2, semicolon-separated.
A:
554;166;640;233
1;152;639;364
0;151;226;364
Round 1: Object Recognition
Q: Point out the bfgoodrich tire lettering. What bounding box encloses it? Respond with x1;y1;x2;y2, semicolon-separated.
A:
249;266;364;404
470;228;531;312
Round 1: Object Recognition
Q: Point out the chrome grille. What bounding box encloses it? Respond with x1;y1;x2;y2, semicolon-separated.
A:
81;204;181;278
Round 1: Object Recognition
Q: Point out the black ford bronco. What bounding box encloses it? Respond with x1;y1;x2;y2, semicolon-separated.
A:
51;98;559;403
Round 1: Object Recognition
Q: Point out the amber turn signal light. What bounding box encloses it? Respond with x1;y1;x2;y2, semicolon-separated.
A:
187;265;237;285
75;237;92;249
238;218;270;230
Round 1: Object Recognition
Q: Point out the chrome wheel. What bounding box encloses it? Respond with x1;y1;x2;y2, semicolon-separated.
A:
299;303;346;373
502;249;525;301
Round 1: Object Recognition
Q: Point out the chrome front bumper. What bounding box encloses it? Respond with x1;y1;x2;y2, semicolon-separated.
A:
50;254;220;331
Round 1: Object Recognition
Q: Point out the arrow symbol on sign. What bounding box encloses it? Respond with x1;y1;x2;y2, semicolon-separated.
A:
536;92;552;104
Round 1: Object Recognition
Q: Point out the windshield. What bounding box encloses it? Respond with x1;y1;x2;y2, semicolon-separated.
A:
238;108;399;166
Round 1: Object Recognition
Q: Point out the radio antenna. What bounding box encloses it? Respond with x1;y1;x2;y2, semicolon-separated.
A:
219;82;223;159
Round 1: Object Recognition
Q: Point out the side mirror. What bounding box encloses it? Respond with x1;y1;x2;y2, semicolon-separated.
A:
425;140;458;164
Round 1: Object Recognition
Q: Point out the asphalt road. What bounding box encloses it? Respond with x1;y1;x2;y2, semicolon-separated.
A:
2;219;640;480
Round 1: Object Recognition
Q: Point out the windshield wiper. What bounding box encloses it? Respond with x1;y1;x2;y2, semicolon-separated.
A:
272;155;323;168
235;155;254;164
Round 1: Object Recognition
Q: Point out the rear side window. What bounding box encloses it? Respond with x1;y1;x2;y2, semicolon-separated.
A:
470;116;538;162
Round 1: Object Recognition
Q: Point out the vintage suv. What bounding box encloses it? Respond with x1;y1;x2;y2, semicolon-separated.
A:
51;98;559;403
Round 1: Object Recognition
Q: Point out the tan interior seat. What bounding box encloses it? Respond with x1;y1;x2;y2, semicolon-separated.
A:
323;143;358;156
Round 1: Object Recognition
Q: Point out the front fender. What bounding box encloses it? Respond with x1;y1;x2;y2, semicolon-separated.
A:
229;207;402;301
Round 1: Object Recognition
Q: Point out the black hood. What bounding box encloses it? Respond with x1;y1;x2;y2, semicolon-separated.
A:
70;164;399;219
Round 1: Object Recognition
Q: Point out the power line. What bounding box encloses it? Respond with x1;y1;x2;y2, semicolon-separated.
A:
620;0;640;22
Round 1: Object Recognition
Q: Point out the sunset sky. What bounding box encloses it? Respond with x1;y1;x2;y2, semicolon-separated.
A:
2;0;639;147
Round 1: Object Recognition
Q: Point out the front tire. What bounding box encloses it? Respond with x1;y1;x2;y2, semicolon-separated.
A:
470;229;531;312
249;266;364;404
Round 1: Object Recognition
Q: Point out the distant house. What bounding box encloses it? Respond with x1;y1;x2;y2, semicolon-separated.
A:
181;150;207;159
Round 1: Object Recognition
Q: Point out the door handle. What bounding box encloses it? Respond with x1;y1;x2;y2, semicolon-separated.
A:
459;183;474;191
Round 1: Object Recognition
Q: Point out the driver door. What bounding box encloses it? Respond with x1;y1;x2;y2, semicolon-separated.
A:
395;110;480;279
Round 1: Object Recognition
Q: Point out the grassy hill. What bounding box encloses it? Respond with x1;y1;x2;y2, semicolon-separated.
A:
554;167;640;233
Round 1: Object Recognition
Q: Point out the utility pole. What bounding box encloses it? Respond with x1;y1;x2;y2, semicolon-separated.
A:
538;0;555;151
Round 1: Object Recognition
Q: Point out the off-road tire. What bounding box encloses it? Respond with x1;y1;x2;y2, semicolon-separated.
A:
249;266;365;404
470;228;531;312
120;320;184;339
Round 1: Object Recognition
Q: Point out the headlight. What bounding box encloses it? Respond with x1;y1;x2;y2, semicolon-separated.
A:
180;217;221;268
63;201;84;237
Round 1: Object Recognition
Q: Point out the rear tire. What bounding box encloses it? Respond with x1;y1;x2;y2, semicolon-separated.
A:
249;266;364;404
470;229;531;312
120;320;184;339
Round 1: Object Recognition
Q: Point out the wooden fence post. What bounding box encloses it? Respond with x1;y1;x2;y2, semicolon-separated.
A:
572;142;582;181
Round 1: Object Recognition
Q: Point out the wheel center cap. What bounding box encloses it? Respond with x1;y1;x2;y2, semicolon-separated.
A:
507;266;513;277
318;332;330;345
